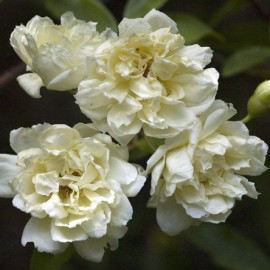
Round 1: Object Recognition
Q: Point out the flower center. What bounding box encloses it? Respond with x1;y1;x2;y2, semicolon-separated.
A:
59;185;73;199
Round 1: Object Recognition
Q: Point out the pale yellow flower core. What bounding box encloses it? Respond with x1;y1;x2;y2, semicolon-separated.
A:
59;185;74;200
107;30;181;83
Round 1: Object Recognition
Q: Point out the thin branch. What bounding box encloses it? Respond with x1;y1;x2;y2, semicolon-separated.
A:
251;0;270;22
0;62;25;89
241;114;253;124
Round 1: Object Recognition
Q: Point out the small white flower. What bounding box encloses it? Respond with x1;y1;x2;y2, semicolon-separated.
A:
147;100;268;235
75;9;219;145
10;12;114;97
0;123;145;262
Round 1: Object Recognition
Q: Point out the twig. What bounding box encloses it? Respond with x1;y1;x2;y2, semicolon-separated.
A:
251;0;270;22
0;62;25;89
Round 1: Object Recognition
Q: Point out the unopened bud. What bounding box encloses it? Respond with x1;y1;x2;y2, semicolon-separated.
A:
247;80;270;120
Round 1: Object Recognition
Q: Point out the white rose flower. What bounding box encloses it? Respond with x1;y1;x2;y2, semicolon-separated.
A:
147;100;268;235
10;12;114;97
0;123;146;262
75;9;219;145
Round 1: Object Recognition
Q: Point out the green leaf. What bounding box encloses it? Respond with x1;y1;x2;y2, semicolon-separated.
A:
167;12;222;44
129;137;164;161
209;0;249;27
185;224;270;270
44;0;117;32
222;46;270;77
30;246;75;270
123;0;168;18
218;20;269;52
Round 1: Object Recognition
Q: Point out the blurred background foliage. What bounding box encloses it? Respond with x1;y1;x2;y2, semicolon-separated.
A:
0;0;270;269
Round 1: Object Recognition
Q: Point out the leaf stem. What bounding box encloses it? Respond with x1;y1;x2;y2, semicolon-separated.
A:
241;114;253;124
144;134;157;153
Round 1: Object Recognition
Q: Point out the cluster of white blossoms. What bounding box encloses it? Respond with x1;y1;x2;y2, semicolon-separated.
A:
76;11;218;145
0;123;145;262
0;9;268;262
10;9;218;144
10;12;115;97
147;100;267;235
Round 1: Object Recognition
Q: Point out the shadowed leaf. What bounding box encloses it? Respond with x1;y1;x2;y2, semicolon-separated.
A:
44;0;117;32
30;246;75;270
168;12;222;44
185;223;270;270
222;46;270;77
124;0;168;18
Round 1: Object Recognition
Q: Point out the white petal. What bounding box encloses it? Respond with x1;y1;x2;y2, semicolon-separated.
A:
74;123;99;138
51;222;88;242
202;133;231;155
47;67;85;90
0;154;20;198
150;158;165;195
179;45;213;69
17;73;43;98
144;9;178;33
129;77;161;99
182;203;207;219
42;194;67;219
74;237;108;262
200;100;236;138
54;213;90;228
107;225;128;240
202;110;229;139
156;197;193;235
38;124;80;153
236;137;268;176
152;57;178;81
201;211;231;224
33;172;59;196
240;177;259;199
22;217;68;253
164;148;193;183
178;186;205;204
204;196;233;215
110;194;133;226
10;124;51;153
12;194;26;211
108;157;138;186
118;18;152;38
121;165;146;197
108;157;146;196
81;210;109;238
108;118;142;145
147;144;168;173
107;96;142;129
185;69;219;115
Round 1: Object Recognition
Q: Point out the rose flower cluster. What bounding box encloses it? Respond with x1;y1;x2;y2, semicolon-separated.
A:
0;10;267;262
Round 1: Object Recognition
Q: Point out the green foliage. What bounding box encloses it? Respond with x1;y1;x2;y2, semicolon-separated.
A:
44;0;117;31
186;224;270;270
209;0;249;27
124;0;168;18
220;21;270;51
222;46;270;77
129;137;164;161
168;12;221;44
30;246;75;270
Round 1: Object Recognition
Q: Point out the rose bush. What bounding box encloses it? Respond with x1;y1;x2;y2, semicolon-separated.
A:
0;123;145;262
75;9;219;145
147;100;268;235
10;12;113;97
